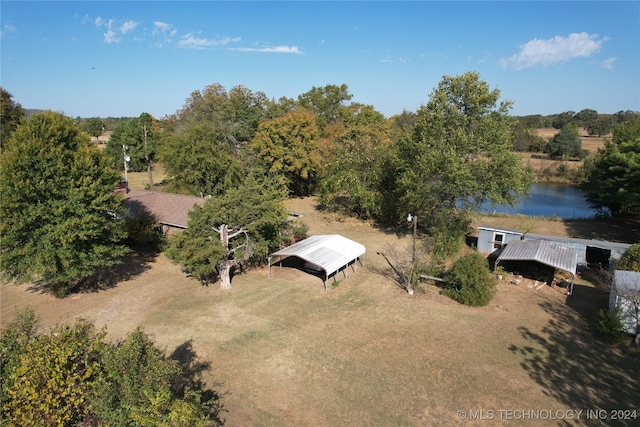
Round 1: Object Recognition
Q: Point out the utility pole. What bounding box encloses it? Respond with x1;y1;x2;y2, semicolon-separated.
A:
144;125;154;189
123;145;130;192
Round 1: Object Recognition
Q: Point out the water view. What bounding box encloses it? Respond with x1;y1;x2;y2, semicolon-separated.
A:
476;183;599;219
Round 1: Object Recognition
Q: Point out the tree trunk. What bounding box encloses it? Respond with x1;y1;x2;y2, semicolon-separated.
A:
218;260;236;290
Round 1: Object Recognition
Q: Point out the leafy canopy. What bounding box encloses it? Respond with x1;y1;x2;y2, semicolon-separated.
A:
0;111;128;296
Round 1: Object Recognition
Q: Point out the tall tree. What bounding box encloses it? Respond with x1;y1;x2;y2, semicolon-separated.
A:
250;109;322;196
581;138;640;216
319;103;392;218
166;173;288;289
0;87;25;147
0;111;128;297
104;113;156;173
394;72;531;250
81;117;106;141
159;123;244;196
298;84;352;128
545;125;585;159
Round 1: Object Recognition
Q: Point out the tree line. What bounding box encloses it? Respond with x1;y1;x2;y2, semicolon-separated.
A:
1;75;639;295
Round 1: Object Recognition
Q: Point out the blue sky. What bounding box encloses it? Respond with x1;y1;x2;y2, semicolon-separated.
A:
1;1;638;119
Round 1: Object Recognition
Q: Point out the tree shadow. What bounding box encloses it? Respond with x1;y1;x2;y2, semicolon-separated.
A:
25;252;154;295
509;300;640;426
169;340;227;425
564;214;640;243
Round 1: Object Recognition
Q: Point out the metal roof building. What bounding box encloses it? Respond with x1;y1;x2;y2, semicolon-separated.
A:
268;235;366;291
495;239;578;294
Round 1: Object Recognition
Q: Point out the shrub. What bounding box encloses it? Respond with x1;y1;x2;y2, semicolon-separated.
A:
597;307;628;343
124;208;166;251
442;252;497;306
618;244;640;272
1;311;222;426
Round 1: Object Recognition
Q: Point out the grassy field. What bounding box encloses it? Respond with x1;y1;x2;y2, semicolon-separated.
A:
2;197;639;426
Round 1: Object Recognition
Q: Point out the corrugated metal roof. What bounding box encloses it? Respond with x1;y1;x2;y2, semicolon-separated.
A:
525;233;633;252
478;225;525;235
270;235;366;277
496;239;578;276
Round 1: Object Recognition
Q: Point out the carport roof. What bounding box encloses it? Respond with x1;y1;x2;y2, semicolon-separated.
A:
496;239;578;277
269;235;366;280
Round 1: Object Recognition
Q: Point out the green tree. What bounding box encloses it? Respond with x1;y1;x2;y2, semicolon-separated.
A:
581;139;640;216
1;313;221;426
2;319;107;425
442;252;497;306
394;72;531;240
574;108;599;129
250;109;322;196
105;112;156;173
613;115;640;145
319;103;393;218
0;87;25;147
159;123;244;196
587;116;614;137
552;110;576;129
81;116;106;141
0;111;128;297
545;125;585;159
166;172;288;289
298;83;353;129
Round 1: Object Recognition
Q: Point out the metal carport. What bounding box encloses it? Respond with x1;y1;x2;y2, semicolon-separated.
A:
495;239;578;295
268;235;366;291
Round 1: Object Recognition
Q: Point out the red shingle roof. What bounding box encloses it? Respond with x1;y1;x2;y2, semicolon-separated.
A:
125;189;206;229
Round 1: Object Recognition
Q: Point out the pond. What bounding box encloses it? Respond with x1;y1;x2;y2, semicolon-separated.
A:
475;183;599;219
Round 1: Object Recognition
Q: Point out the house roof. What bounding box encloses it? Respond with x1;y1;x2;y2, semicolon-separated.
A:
269;235;366;279
496;239;578;276
478;225;525;235
125;189;206;229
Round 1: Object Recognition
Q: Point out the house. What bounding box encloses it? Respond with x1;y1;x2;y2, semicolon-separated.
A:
124;189;206;235
610;270;640;336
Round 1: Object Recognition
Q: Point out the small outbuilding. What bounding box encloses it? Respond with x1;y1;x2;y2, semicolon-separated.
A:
477;225;525;254
268;235;366;291
610;270;640;336
124;189;206;235
494;239;578;294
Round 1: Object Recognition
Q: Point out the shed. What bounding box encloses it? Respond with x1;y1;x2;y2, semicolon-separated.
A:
495;239;578;294
524;234;632;269
268;235;366;291
477;225;525;254
610;270;640;336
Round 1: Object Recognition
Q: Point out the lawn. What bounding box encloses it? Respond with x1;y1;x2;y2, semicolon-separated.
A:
2;197;639;426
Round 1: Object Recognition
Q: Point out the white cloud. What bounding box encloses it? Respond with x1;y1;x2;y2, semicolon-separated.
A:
229;45;303;54
103;30;119;44
153;21;177;37
500;32;609;70
95;16;105;28
601;57;616;70
1;24;17;36
120;20;139;34
178;33;242;49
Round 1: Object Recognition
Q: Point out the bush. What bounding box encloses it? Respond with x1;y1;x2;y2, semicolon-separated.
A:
442;252;497;306
618;244;640;272
124;209;166;251
597;307;628;343
1;311;222;426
